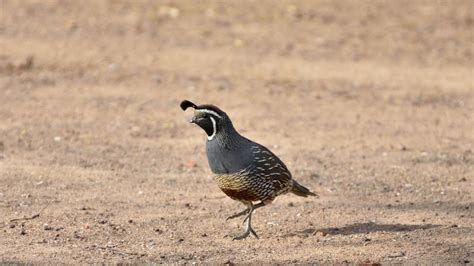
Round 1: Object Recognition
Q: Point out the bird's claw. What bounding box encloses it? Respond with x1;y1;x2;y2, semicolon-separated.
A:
232;228;258;240
226;209;249;221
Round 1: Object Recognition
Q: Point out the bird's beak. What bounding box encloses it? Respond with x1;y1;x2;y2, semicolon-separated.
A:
190;116;202;123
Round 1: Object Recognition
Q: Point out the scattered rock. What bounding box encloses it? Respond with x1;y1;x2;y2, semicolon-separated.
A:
146;240;156;248
43;224;53;231
224;260;235;266
74;231;83;239
387;251;406;258
310;172;322;180
359;259;381;266
313;231;327;237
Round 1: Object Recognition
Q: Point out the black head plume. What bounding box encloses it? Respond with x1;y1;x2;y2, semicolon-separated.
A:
180;100;198;111
180;100;225;117
181;100;238;142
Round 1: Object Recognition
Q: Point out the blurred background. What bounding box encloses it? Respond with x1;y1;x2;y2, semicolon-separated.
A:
0;0;472;264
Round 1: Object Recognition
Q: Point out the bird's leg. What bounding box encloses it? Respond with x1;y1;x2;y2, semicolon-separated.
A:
242;201;265;223
227;200;267;221
246;211;258;238
226;207;250;221
233;204;259;240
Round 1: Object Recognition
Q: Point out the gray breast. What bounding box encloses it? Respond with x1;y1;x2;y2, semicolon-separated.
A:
206;138;254;174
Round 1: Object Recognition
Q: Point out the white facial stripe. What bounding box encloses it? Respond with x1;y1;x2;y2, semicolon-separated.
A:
198;109;222;118
208;116;217;140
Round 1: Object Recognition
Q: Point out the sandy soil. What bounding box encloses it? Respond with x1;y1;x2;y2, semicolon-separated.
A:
0;0;473;264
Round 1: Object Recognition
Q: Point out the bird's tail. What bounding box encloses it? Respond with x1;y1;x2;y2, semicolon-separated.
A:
291;180;318;197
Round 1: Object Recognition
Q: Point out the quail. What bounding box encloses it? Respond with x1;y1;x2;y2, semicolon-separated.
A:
180;100;317;240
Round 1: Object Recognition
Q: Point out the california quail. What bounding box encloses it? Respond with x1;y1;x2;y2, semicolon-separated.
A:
180;100;317;240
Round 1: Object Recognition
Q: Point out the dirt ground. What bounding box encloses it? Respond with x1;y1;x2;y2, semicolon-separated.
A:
0;0;473;264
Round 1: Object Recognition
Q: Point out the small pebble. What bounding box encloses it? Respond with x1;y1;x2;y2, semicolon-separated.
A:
224;260;234;266
43;224;53;231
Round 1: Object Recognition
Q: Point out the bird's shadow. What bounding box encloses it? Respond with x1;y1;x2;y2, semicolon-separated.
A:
284;222;440;237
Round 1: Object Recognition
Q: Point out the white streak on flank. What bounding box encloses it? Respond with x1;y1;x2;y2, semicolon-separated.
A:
198;109;222;118
208;116;217;141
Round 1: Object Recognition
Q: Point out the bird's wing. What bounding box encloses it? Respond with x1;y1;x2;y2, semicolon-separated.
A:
248;144;293;193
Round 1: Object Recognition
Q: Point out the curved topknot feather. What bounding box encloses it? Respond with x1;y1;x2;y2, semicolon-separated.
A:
180;100;198;111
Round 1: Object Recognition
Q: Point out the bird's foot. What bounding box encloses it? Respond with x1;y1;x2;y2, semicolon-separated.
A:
226;208;249;221
232;226;258;240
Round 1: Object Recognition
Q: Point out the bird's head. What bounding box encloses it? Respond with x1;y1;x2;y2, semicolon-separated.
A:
180;100;230;141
